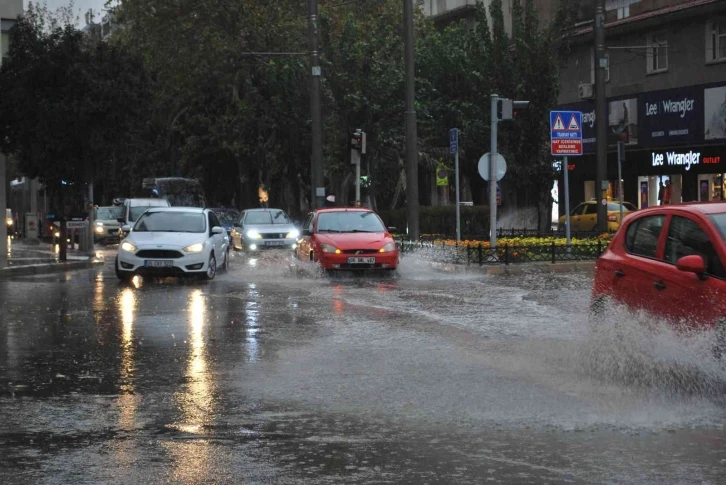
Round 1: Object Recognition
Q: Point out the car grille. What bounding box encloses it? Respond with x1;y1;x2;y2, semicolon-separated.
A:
342;249;377;254
261;233;287;239
136;249;184;259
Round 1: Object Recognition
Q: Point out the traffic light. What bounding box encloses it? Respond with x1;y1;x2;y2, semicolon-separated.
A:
496;99;530;121
350;129;366;154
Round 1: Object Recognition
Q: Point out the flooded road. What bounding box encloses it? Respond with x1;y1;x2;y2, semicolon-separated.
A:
1;250;725;484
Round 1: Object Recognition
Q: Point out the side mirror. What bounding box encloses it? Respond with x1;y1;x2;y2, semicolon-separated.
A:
676;254;707;278
117;218;125;224
121;225;131;233
387;226;398;233
212;226;225;235
301;229;312;237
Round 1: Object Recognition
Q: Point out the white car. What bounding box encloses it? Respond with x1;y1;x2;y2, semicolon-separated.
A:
115;207;229;281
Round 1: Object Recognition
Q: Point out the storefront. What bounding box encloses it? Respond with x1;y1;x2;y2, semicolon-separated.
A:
557;81;726;215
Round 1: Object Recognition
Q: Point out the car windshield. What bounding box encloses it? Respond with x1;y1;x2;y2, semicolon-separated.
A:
607;202;636;211
129;206;157;222
316;211;385;233
95;207;123;220
133;211;206;233
215;211;240;224
709;213;726;242
245;210;291;225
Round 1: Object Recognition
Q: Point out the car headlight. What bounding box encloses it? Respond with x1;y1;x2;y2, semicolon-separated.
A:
96;221;104;226
7;218;13;226
379;242;397;253
321;243;341;254
246;230;262;239
95;226;105;234
183;243;204;253
286;229;300;239
120;241;137;252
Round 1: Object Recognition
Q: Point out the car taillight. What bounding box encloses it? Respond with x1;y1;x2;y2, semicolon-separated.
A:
608;214;617;222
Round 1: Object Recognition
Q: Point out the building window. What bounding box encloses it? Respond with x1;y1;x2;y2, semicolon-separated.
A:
706;20;726;63
617;6;629;19
0;32;8;66
647;32;668;73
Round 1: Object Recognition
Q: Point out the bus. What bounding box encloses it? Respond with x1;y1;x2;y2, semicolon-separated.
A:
142;177;206;207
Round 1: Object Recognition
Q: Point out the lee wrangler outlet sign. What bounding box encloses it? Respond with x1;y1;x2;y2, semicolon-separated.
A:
651;150;703;171
638;146;726;175
557;82;726;153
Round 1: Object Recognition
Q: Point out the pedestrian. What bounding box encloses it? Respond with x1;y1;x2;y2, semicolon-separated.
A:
151;188;160;198
662;180;673;205
658;180;665;205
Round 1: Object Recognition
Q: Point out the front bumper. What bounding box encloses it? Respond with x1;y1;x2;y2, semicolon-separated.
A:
244;236;297;251
117;246;210;276
319;251;399;270
94;226;120;242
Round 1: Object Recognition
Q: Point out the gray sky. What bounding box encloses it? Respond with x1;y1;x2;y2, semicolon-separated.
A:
26;0;113;26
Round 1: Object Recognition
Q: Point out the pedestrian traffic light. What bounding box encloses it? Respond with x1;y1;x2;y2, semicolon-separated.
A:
350;129;366;154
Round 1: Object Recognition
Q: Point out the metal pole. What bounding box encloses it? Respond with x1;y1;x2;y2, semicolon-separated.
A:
563;157;571;247
455;147;461;242
403;0;419;240
617;144;624;225
88;182;95;256
595;0;608;233
490;94;498;249
0;154;7;268
309;0;324;209
354;150;361;205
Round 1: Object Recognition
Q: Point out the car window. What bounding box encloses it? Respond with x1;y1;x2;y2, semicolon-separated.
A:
316;211;385;233
303;214;313;233
134;211;205;233
665;216;725;278
129;206;154;222
625;215;665;258
245;211;272;224
607;202;636;212
571;204;585;216
215;211;239;224
582;204;596;215
95;207;123;220
209;212;221;228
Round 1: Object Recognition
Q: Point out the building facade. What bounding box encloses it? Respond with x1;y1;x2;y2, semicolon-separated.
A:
557;0;726;213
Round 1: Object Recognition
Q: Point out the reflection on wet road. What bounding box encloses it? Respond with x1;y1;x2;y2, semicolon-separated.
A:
1;250;725;484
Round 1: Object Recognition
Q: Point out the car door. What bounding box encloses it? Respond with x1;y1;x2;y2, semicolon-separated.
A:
296;213;314;260
648;214;726;326
569;204;586;232
614;213;668;314
581;203;598;231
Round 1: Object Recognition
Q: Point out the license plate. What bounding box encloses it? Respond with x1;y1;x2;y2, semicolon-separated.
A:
264;240;285;246
145;260;173;268
348;257;375;264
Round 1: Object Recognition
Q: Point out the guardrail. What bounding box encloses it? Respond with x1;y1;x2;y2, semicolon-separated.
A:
395;239;606;265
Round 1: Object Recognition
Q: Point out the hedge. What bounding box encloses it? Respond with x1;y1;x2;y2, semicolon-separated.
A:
378;205;490;237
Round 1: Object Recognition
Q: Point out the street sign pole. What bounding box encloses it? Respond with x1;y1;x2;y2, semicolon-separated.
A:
617;141;624;225
563;157;571;247
490;94;498;249
450;128;460;242
354;150;361;205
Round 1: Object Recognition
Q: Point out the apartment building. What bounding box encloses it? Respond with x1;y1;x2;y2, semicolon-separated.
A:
0;0;21;66
558;0;726;212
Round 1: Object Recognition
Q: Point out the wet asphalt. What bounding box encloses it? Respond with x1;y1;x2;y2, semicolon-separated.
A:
1;249;725;484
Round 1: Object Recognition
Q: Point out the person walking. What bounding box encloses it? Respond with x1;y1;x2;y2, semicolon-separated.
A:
662;180;673;205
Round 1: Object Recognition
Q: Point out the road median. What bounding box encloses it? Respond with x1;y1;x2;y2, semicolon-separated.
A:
429;260;595;275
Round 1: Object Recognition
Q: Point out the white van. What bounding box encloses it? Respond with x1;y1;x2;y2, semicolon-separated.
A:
117;198;170;239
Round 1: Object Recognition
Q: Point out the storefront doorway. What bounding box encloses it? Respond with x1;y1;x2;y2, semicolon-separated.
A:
697;174;725;201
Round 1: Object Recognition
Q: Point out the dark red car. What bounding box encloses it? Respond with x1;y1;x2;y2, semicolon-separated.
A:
591;202;726;344
295;208;399;271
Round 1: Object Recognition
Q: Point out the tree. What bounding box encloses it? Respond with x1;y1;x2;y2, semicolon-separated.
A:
0;2;152;208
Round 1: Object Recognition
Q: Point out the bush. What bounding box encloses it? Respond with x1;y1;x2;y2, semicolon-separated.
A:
378;205;490;237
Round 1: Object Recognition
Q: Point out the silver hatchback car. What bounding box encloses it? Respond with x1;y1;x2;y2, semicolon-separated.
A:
230;208;299;253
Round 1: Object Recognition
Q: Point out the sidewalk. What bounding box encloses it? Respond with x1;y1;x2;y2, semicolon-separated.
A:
1;239;103;278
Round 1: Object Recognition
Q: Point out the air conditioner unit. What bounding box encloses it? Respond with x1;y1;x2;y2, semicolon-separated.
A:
578;83;594;99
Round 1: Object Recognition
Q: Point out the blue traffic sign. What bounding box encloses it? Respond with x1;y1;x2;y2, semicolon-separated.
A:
449;128;458;154
550;111;583;156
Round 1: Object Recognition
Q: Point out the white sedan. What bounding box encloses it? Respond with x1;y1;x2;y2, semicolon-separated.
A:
115;207;229;281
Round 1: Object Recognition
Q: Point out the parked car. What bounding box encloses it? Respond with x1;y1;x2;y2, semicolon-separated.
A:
559;199;637;232
591;202;726;352
209;208;240;237
230;208;299;253
93;206;124;244
295;208;399;271
116;198;171;240
115;207;229;281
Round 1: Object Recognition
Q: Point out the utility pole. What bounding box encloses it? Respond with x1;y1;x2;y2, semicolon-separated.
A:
490;94;499;249
0;154;7;268
351;129;366;206
309;0;324;209
595;0;608;233
403;0;419;240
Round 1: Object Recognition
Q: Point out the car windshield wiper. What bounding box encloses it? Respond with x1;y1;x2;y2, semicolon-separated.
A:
318;229;342;233
348;229;378;233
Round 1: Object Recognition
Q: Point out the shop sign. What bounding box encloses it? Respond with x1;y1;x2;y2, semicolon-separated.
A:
639;86;701;146
558;101;596;153
651;150;702;171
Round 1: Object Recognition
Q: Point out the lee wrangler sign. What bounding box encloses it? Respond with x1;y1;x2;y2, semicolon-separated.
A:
639;86;701;147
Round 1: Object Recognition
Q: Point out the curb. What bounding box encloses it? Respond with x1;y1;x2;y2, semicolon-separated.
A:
429;260;595;275
0;258;105;279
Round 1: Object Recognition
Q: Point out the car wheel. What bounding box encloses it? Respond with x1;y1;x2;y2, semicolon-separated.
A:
221;248;230;272
115;256;133;283
202;253;216;281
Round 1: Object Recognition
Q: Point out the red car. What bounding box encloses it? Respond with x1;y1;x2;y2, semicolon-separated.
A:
295;208;399;271
591;202;726;347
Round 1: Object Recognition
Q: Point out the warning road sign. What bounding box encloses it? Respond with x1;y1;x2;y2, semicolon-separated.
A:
550;110;583;156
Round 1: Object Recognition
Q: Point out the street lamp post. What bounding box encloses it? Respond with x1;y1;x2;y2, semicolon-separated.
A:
403;0;419;240
309;0;324;209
